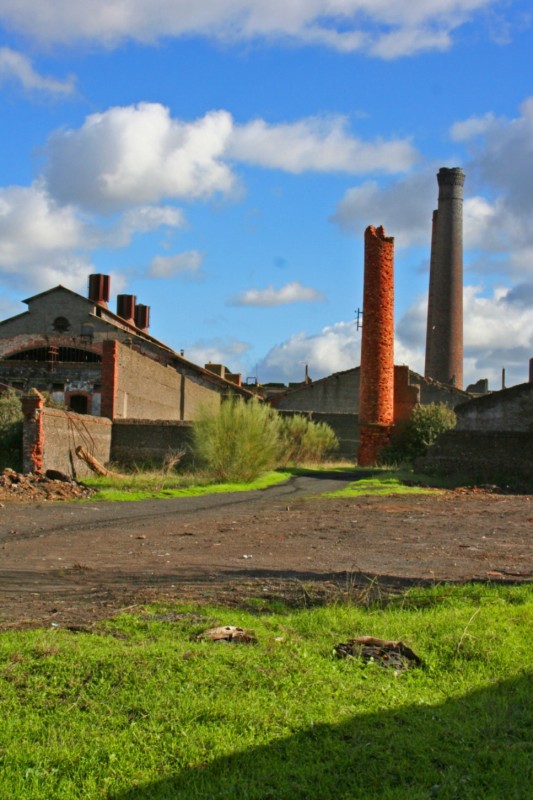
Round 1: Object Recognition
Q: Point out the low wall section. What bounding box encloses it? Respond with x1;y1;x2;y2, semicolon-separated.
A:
417;430;533;490
22;396;112;478
111;419;193;467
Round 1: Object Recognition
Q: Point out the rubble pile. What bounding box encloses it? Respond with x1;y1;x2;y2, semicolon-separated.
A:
0;469;95;503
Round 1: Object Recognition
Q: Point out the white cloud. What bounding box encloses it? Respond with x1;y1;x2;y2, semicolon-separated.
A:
256;320;361;381
0;47;75;94
456;97;533;215
44;104;236;212
184;337;252;374
112;205;186;247
149;250;204;278
0;1;496;57
256;279;533;388
41;103;417;217
229;116;418;174
332;171;435;248
229;281;325;307
396;284;533;389
450;111;499;141
0;184;88;270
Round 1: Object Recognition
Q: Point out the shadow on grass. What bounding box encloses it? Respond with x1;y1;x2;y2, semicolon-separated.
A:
110;673;532;800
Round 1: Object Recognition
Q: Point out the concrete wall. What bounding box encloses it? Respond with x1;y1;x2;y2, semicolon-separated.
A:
22;396;112;478
274;370;360;413
417;430;533;490
111;420;193;467
109;341;222;421
454;383;533;432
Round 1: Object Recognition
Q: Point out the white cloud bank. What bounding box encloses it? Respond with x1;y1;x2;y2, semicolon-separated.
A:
257;284;533;389
229;116;417;174
0;0;497;57
229;281;325;307
43;104;418;213
0;47;74;94
0;101;417;294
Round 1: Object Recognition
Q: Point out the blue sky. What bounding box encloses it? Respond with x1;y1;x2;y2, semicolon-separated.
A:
1;1;532;389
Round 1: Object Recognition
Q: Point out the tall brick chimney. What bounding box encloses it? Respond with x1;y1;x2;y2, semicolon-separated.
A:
88;274;110;308
358;226;395;466
425;167;465;388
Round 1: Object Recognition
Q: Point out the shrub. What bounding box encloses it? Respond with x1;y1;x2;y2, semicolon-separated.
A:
380;402;456;465
193;401;339;482
279;414;339;465
0;389;23;471
193;397;282;482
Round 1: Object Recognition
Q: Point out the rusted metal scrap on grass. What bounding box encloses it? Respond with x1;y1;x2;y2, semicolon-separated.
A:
334;636;422;671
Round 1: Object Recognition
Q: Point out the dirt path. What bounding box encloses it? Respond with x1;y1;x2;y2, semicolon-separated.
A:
1;474;531;630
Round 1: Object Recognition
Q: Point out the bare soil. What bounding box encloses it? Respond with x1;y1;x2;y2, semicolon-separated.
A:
1;473;531;631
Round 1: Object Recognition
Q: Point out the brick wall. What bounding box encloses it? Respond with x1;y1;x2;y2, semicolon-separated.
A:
111;420;193;467
22;397;112;478
417;430;533;490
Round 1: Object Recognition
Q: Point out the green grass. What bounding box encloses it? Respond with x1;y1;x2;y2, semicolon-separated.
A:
322;467;448;498
83;469;292;502
1;585;531;799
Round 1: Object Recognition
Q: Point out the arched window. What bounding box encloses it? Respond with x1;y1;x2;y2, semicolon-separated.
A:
53;316;70;332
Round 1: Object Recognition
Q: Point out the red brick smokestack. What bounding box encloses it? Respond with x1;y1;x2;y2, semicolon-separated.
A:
88;274;110;308
358;225;395;466
425;167;465;388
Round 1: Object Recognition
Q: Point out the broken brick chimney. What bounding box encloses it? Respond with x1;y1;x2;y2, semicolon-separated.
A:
358;225;395;467
425;167;465;389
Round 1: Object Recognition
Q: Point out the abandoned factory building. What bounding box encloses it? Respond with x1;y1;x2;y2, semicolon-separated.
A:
0;274;253;420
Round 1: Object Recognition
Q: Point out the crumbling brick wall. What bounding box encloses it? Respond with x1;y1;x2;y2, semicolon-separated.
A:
111;419;193;467
22;398;112;478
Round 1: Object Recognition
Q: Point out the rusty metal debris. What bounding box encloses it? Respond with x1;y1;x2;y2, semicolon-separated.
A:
334;636;422;670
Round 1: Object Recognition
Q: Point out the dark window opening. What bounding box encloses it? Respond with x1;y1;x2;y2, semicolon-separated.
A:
53;316;70;332
69;395;89;414
5;347;101;363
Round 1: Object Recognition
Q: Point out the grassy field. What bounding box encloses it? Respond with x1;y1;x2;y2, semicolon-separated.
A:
1;584;531;799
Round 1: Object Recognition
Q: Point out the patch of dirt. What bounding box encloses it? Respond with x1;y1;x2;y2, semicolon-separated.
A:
0;469;95;504
0;475;531;631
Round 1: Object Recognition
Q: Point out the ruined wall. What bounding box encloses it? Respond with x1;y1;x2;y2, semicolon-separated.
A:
454;383;533;432
417;430;533;490
358;226;395;466
111;420;193;467
277;410;358;459
22;396;112;478
274;370;360;413
103;340;221;421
